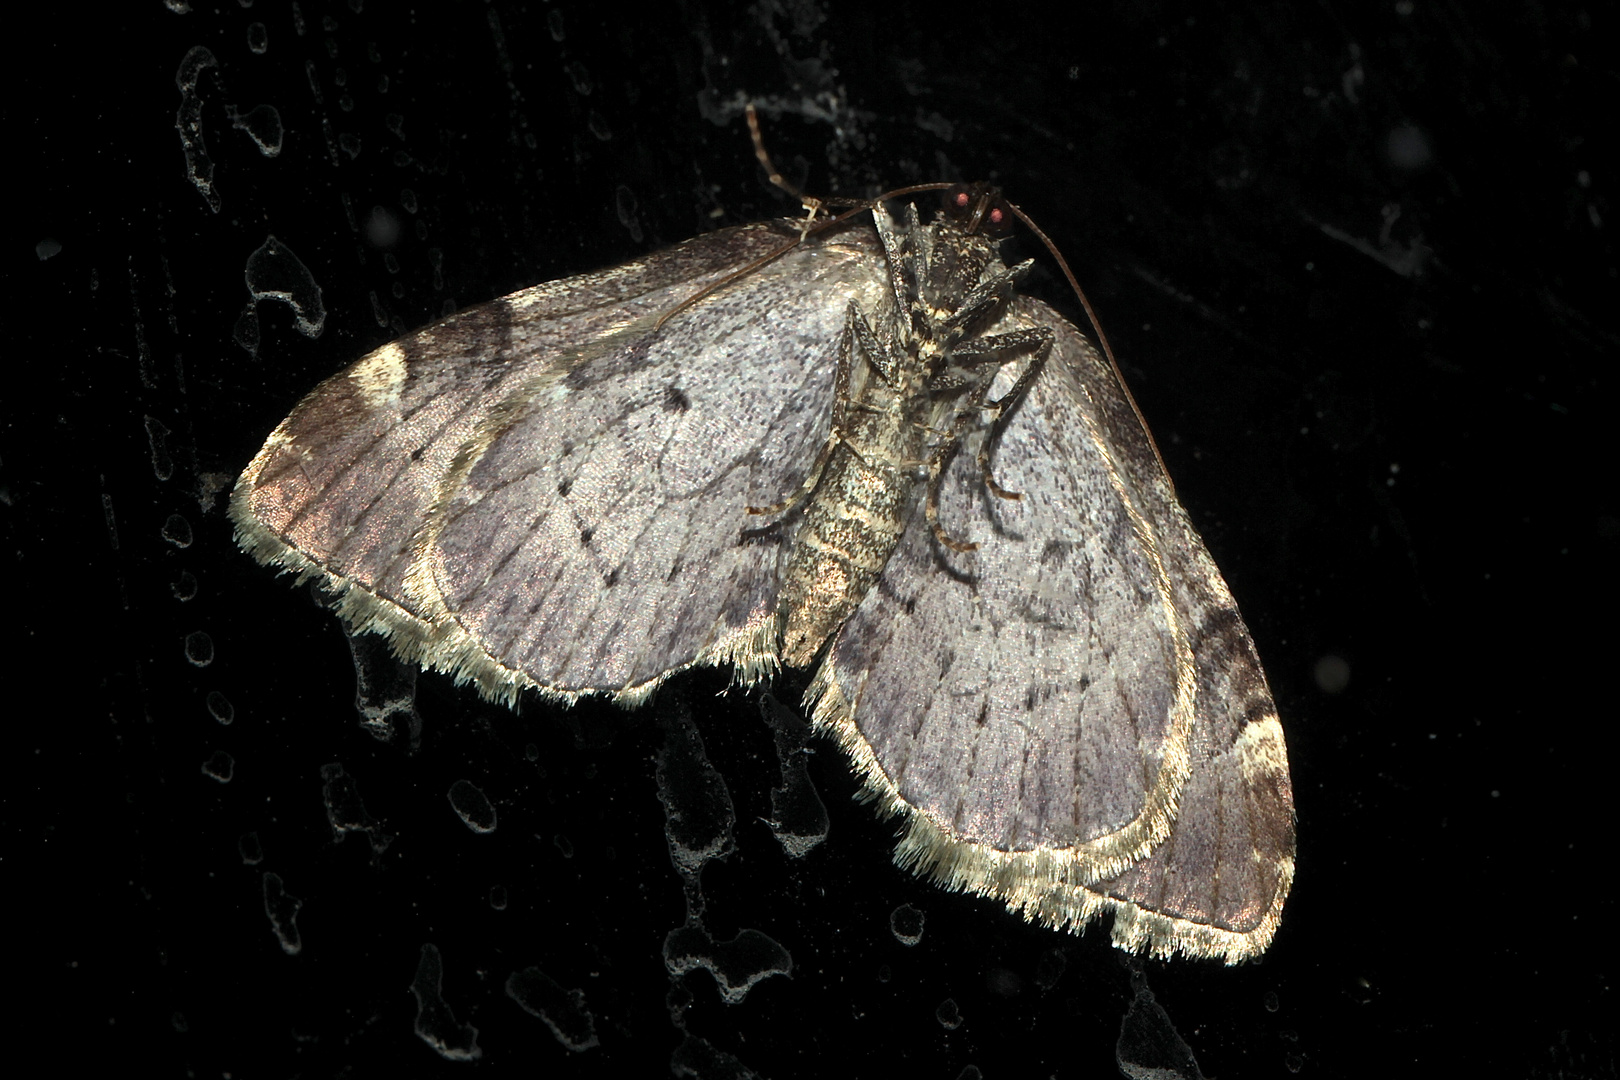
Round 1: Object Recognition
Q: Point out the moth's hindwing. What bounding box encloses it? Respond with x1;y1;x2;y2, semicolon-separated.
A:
806;288;1293;963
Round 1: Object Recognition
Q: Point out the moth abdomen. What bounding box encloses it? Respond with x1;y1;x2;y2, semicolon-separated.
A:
777;429;922;667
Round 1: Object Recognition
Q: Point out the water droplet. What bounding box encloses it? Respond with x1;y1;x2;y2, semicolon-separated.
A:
230;103;283;157
410;944;481;1060
201;750;234;782
663;925;792;1004
1034;947;1067;991
171;571;199;601
244;235;325;338
162;514;193;548
262;872;303;954
506;967;600;1051
890;903;925;946
184;631;214;667
447;779;497;833
206;691;234;725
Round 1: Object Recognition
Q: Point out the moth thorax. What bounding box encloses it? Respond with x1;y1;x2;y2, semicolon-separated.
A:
922;230;1000;314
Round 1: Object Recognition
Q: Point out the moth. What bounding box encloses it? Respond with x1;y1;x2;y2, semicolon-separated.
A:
232;121;1295;963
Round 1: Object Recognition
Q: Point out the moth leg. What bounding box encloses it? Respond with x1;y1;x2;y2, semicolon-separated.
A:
932;325;1046;395
926;345;1016;394
899;204;938;337
748;447;840;517
919;362;1007;554
924;437;977;552
939;260;1035;344
970;328;1054;500
925;326;1052;502
847;302;906;388
950;325;1050;362
873;205;926;342
747;304;869;517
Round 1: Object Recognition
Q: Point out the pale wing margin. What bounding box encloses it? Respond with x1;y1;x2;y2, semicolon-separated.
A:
232;221;885;706
808;298;1293;962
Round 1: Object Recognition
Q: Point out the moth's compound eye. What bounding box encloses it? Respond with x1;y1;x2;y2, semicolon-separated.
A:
942;184;976;221
981;199;1016;238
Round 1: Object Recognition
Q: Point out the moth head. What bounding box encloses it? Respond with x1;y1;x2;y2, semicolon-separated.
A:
939;183;1015;240
914;184;1011;321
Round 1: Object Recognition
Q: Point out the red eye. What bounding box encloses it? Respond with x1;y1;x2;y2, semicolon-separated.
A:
939;183;1012;236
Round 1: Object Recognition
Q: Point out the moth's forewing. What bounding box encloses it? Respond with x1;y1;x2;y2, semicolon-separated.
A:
409;227;895;702
234;221;893;704
237;223;806;612
810;295;1293;963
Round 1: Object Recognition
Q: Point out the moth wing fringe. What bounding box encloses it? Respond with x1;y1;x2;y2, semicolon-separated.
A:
700;616;782;690
1095;854;1294;964
230;476;734;712
804;659;1286;964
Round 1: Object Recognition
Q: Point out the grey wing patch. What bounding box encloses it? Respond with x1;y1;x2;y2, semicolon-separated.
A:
232;222;886;704
807;299;1293;963
402;231;894;704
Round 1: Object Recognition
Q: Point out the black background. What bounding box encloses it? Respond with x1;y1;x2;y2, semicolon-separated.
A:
14;2;1614;1076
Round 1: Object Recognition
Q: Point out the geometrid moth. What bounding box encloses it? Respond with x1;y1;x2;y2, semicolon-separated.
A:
231;117;1295;964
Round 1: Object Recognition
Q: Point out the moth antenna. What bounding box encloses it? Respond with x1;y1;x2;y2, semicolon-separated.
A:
966;190;990;234
747;108;993;224
652;201;874;331
663;119;1001;331
746;103;826;227
655;107;894;331
926;488;978;553
1004;201;1176;495
745;104;870;224
979;457;1022;502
